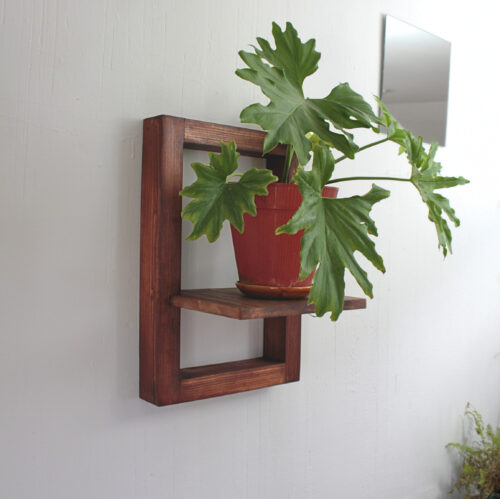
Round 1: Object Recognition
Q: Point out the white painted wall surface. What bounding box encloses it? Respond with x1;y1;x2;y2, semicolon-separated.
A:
1;1;499;498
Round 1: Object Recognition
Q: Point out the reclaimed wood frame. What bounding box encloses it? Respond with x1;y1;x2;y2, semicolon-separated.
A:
139;115;366;406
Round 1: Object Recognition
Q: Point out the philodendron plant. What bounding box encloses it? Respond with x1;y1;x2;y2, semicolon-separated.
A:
180;22;469;320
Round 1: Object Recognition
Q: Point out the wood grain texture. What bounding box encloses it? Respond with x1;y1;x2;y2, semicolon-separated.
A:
140;119;159;403
140;115;185;406
184;117;287;157
180;357;282;378
171;288;366;319
264;316;301;382
179;358;285;402
141;115;367;406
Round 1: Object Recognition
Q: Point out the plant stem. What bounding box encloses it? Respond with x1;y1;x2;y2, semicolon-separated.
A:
327;175;411;184
281;144;294;183
335;137;390;164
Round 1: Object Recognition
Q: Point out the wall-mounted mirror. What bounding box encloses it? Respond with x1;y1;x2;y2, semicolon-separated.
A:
381;16;451;146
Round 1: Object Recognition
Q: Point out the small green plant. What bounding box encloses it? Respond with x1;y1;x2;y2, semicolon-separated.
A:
447;404;500;498
180;22;469;320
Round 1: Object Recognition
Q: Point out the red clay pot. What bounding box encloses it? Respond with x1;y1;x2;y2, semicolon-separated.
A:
231;182;338;299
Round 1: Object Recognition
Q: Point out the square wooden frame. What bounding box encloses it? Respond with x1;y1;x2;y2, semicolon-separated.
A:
139;115;366;406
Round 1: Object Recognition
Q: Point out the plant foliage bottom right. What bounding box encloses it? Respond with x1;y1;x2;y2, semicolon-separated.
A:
447;404;500;498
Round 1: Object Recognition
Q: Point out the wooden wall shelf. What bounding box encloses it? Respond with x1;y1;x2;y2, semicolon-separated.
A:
171;288;366;320
140;115;366;406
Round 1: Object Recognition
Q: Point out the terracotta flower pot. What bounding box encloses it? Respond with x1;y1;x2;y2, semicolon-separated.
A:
231;182;338;299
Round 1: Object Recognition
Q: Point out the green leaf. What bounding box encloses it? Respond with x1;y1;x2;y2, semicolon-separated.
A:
180;141;277;242
255;22;320;89
236;22;380;165
277;143;390;320
377;98;469;256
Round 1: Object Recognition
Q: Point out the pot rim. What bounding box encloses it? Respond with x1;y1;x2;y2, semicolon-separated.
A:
256;182;338;210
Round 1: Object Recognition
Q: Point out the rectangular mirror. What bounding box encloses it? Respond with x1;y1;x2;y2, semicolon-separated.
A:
381;15;451;146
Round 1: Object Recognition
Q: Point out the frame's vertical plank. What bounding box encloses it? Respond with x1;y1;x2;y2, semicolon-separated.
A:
140;118;160;403
263;315;301;382
264;151;301;382
284;315;301;382
140;115;185;406
263;317;286;362
265;155;285;181
266;154;298;183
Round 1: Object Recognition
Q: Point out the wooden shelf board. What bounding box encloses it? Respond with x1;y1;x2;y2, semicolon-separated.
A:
171;287;366;320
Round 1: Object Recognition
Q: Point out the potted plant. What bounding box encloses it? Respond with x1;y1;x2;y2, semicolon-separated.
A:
447;404;500;498
180;22;469;320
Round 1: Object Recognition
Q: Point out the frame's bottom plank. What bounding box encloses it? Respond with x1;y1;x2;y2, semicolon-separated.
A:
179;357;286;403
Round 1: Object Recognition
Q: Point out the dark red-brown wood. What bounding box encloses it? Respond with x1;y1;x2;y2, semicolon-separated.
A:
140;116;184;406
264;316;301;382
140;115;367;406
184;118;286;158
179;358;285;402
171;288;366;319
171;288;315;319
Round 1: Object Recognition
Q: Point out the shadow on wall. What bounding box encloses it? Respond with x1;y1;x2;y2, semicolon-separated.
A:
113;119;143;414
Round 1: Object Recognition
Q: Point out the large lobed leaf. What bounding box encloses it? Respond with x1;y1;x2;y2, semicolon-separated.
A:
180;141;277;242
236;22;380;166
378;99;469;256
277;143;390;320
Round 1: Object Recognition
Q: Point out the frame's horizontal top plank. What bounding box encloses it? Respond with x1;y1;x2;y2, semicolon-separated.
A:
171;288;366;320
147;115;286;157
184;117;288;156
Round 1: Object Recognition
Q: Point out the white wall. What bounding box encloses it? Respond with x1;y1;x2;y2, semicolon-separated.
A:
1;1;499;498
